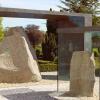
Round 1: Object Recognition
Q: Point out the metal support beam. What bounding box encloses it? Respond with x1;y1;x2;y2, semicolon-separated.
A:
0;7;91;20
57;26;100;33
84;32;92;52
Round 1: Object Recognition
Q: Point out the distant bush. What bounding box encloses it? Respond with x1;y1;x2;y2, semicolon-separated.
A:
93;48;100;57
0;17;4;41
25;24;45;46
95;58;100;77
95;68;100;77
95;57;100;69
38;60;57;72
53;56;58;63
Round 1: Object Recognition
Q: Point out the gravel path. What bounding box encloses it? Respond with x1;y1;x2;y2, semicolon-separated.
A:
0;72;99;100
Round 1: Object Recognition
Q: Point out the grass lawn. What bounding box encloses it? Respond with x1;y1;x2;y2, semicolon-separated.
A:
95;57;100;69
38;60;57;72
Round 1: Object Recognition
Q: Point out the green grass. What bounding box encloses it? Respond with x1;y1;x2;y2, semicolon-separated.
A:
95;57;100;69
93;48;100;69
93;48;100;56
35;44;42;53
38;60;56;64
38;60;57;72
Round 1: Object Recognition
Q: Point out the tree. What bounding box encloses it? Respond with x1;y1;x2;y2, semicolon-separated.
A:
0;17;4;41
42;33;57;60
42;19;57;61
58;0;100;25
25;24;44;46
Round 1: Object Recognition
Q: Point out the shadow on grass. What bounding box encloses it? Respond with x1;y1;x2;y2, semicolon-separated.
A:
42;75;57;80
42;74;70;81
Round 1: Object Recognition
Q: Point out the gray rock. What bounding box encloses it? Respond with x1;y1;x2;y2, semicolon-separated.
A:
70;51;95;96
0;27;41;83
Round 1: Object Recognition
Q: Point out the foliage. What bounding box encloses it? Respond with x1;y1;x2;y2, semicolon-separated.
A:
35;44;42;54
25;24;45;46
58;0;100;25
93;16;100;25
42;33;57;61
42;20;57;61
95;68;100;76
95;57;100;69
94;48;100;76
0;17;4;41
93;48;100;57
53;56;58;62
35;44;43;58
93;48;100;69
95;57;100;76
38;60;57;72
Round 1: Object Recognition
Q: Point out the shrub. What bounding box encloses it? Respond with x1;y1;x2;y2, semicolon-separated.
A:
0;17;4;41
38;60;57;72
95;68;100;77
39;63;57;72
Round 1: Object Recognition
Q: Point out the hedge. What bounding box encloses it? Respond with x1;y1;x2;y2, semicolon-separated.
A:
38;60;57;72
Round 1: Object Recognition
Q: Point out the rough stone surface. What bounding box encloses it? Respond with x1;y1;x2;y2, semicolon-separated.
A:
0;27;41;83
70;51;95;96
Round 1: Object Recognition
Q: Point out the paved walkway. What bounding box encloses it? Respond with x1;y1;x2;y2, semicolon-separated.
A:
0;72;99;100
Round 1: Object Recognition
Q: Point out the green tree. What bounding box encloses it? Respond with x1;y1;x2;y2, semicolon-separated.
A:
58;0;100;25
0;17;4;41
42;19;57;61
42;33;57;61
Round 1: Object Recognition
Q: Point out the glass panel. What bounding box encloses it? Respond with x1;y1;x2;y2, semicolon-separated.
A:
58;32;84;92
58;31;100;95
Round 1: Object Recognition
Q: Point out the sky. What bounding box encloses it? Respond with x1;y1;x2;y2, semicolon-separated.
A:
0;0;61;31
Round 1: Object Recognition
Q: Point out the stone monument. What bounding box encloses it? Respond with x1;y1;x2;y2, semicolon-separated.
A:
0;27;41;83
70;51;95;96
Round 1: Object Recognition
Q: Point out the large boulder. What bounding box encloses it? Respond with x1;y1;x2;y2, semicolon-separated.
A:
70;51;95;96
0;27;41;83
